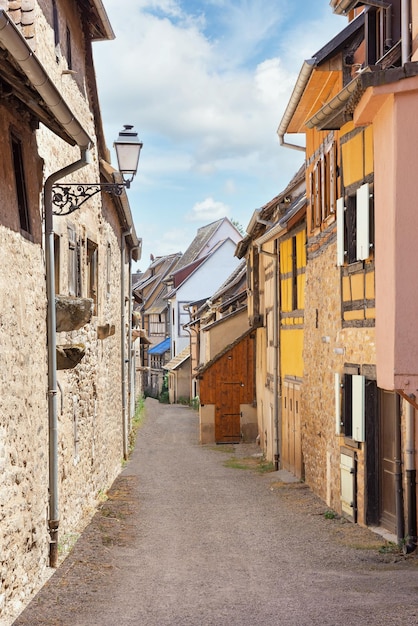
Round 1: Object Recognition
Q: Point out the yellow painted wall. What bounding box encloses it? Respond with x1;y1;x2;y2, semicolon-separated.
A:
341;123;374;188
280;328;304;378
280;230;306;312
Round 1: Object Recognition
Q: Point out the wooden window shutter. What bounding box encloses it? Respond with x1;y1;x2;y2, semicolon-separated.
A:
356;183;370;261
336;197;345;266
352;374;365;442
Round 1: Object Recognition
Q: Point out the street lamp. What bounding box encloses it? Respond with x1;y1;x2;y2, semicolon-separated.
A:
51;125;143;215
114;125;143;186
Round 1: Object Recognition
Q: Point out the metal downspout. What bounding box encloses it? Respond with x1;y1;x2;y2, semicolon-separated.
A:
404;398;417;553
401;0;411;65
127;246;140;431
44;148;91;568
121;229;131;460
258;245;281;469
273;242;280;470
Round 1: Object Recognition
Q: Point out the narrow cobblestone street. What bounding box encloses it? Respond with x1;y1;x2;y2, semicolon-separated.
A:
13;399;418;626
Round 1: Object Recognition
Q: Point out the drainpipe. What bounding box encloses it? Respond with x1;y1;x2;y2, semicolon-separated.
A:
401;0;411;65
121;229;131;460
404;398;417;553
395;394;405;545
258;244;281;470
127;245;140;431
44;148;91;568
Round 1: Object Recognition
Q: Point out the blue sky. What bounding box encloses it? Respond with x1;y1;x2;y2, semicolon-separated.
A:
93;1;345;269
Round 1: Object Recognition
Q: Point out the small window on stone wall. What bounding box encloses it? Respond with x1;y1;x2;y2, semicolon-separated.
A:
68;224;81;297
11;133;31;235
66;26;72;70
106;242;111;295
52;0;60;61
87;239;98;315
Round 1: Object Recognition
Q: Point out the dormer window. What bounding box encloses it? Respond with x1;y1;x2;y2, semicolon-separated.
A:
365;1;401;66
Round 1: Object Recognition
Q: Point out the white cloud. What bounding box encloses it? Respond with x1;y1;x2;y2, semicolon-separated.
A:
94;1;344;267
187;197;231;222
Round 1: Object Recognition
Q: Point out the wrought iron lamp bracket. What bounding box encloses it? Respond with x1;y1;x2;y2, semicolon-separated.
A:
51;182;127;216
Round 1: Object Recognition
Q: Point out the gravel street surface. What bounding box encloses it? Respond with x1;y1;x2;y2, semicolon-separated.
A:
13;399;418;626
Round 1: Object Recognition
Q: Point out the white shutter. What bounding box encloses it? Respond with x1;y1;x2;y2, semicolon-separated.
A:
340;453;355;517
336;197;345;266
356;183;370;260
352;374;365;442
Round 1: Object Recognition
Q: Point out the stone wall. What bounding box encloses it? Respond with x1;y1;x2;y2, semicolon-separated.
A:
0;226;49;619
0;2;133;621
302;230;376;522
302;235;342;507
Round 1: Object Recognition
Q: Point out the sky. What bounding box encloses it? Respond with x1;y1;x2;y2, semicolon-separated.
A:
93;1;345;270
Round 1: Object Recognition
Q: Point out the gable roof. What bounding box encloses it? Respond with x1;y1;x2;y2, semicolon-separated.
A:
277;12;365;140
166;238;238;295
79;1;115;41
164;346;190;371
196;328;255;376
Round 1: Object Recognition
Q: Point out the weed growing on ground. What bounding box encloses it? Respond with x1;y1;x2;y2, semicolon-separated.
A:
224;456;275;474
58;532;79;558
128;396;146;455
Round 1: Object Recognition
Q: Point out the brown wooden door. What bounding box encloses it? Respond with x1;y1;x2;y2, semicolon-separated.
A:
379;390;397;533
215;382;241;443
282;381;302;479
215;352;242;443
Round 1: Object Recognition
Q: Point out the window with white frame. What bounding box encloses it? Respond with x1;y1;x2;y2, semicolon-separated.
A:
337;183;374;266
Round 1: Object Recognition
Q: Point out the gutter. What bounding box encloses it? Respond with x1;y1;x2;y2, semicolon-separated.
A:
0;10;90;148
277;59;316;152
305;75;361;129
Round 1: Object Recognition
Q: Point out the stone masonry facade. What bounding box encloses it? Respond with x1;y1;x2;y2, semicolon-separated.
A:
0;2;135;620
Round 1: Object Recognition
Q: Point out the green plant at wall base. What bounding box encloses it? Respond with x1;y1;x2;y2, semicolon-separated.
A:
158;374;169;403
58;532;79;558
190;396;200;410
324;509;337;519
128;395;146;454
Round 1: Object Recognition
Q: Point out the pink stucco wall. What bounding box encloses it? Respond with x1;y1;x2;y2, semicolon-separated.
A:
355;75;418;393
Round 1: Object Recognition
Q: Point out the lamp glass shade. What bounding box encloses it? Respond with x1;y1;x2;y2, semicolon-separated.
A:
114;125;143;181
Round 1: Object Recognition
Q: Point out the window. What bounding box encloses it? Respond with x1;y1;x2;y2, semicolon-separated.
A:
87;239;98;314
52;0;60;61
365;3;401;67
342;373;365;442
106;242;111;295
309;141;337;232
337;183;373;266
68;224;81;297
66;26;72;70
291;236;298;311
11;134;30;234
178;302;190;336
150;313;165;336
